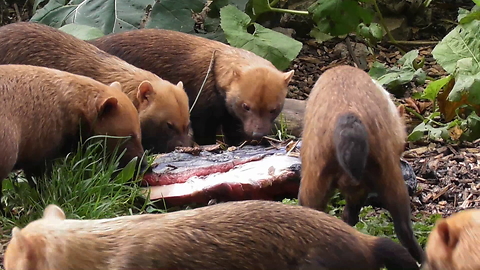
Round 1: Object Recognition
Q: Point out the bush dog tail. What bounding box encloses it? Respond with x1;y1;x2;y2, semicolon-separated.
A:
372;237;420;270
333;112;369;184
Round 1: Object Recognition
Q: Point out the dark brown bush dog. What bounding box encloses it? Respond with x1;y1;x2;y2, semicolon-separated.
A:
0;22;191;153
90;29;294;146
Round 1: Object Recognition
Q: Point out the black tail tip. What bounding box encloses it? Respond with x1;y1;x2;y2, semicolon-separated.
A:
372;237;420;270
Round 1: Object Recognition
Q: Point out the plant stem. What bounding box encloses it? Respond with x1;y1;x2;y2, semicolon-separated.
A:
405;106;425;121
387;40;439;46
269;7;309;16
269;0;280;7
372;0;405;54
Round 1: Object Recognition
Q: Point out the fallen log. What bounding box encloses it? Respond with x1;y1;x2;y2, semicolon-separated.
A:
273;98;305;138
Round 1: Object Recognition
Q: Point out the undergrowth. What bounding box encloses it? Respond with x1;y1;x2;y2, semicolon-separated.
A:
0;135;158;235
282;195;440;248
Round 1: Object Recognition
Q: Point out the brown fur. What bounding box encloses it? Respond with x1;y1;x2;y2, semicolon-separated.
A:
298;65;425;264
0;22;191;153
90;29;294;146
0;64;145;211
4;200;418;270
424;209;480;270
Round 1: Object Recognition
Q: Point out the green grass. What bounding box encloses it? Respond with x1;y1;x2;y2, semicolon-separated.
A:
282;195;440;248
0;135;161;234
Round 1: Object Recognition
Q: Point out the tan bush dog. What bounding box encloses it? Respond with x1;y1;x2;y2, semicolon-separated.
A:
0;22;191;153
298;65;425;265
424;209;480;270
0;64;145;212
4;200;418;270
90;29;294;146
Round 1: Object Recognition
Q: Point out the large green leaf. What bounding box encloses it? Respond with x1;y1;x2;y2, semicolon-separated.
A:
369;50;426;89
144;0;206;33
308;0;373;37
59;23;105;40
31;0;156;35
220;4;302;70
432;16;480;74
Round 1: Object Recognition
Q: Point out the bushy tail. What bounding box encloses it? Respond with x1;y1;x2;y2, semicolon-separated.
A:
372;237;420;270
333;112;369;184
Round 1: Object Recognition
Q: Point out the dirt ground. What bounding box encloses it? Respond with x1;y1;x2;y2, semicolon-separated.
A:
0;0;479;267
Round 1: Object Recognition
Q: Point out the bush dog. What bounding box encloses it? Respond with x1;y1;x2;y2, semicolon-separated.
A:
0;64;145;212
90;29;295;146
424;209;480;270
4;200;418;270
0;22;191;153
298;65;425;264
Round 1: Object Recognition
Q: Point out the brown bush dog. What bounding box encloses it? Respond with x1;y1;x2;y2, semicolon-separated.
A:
298;65;425;265
4;200;418;270
0;22;191;153
424;209;480;270
90;29;294;146
0;64;145;212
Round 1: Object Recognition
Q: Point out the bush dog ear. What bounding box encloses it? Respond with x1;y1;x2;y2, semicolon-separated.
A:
109;81;122;92
436;219;459;254
96;96;118;117
283;70;294;85
176;81;184;89
43;204;66;220
137;80;154;104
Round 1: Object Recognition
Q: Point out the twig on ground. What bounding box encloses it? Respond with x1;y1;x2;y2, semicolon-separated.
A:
345;36;363;69
13;3;21;22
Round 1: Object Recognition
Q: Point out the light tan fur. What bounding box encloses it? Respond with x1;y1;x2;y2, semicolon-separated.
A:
0;22;191;153
299;65;424;264
0;64;145;210
90;29;294;145
4;200;418;270
424;209;480;270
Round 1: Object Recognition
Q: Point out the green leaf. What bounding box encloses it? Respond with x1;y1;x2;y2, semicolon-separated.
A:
114;157;138;183
462;111;480;141
251;0;272;16
208;0;250;17
459;10;480;24
58;23;105;40
33;0;49;13
407;121;450;141
309;26;334;43
145;0;206;33
419;75;453;101
31;0;156;35
220;4;302;70
308;0;374;37
449;71;480;103
371;50;426;89
369;23;383;40
368;62;388;79
432;19;480;74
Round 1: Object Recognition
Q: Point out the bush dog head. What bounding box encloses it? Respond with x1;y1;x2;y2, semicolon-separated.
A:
90;28;294;145
0;65;146;211
299;65;425;265
135;79;191;153
424;209;480;270
224;65;294;140
91;81;146;170
0;22;192;153
4;200;418;270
